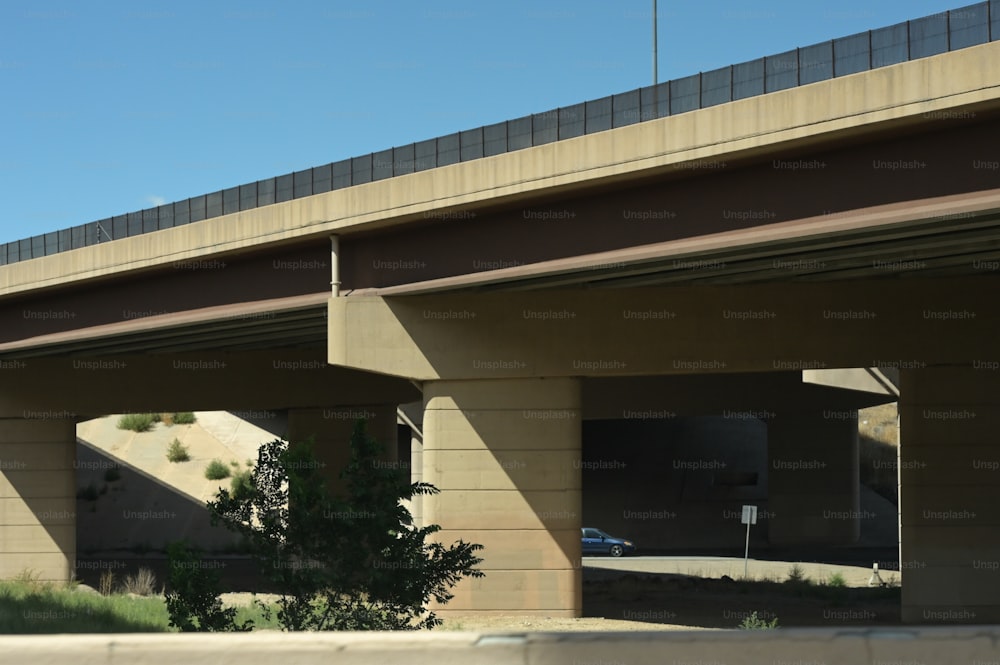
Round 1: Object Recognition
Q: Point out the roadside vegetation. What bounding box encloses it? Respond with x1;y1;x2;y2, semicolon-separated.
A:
168;421;484;631
738;610;779;629
166;438;190;462
173;412;197;425
0;572;277;633
0;571;168;633
116;412;197;433
204;459;231;480
116;413;160;433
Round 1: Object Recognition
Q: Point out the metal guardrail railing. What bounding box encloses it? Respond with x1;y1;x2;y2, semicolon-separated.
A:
1;1;996;266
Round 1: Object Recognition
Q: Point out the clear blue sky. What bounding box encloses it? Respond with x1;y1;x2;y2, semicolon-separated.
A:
0;0;966;244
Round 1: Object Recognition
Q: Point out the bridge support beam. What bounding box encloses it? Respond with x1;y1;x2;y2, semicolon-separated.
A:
899;366;1000;623
287;406;398;495
0;418;75;582
767;407;860;546
423;378;581;616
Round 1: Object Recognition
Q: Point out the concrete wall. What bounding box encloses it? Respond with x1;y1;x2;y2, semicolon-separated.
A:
75;442;241;554
0;418;75;581
767;409;860;546
899;366;1000;623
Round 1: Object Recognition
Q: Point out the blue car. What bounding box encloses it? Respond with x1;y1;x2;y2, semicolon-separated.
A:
581;527;636;557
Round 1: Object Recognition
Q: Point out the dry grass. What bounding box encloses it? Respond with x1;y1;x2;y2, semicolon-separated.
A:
98;570;115;596
121;568;158;596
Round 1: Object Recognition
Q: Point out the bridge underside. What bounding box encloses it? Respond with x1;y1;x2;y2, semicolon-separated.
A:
2;41;999;624
1;268;993;624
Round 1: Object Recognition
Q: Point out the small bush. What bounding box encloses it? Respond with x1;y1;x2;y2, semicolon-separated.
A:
230;468;253;501
117;413;160;433
827;572;847;587
786;564;808;585
167;438;190;463
121;568;158;596
205;459;231;480
739;611;779;630
165;542;251;632
104;465;122;482
173;412;197;425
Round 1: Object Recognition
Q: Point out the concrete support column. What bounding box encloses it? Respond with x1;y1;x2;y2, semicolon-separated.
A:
409;426;424;528
0;418;76;582
767;407;860;545
899;366;1000;623
286;406;398;495
423;378;581;616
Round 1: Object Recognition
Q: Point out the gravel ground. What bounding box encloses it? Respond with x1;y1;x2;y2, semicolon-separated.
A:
210;557;898;632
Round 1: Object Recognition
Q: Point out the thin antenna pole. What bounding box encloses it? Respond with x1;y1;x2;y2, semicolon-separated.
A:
652;0;658;84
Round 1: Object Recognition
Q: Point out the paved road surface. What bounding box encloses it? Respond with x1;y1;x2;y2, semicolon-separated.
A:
583;555;893;587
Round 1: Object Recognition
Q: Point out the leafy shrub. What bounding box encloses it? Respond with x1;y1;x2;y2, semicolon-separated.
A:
173;412;197;425
208;421;484;631
827;572;847;587
167;438;190;463
165;542;251;632
786;564;808;585
230;468;253;501
116;413;160;433
205;459;231;480
739;610;779;630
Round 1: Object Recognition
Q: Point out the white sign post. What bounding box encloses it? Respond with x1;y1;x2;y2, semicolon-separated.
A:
741;505;758;578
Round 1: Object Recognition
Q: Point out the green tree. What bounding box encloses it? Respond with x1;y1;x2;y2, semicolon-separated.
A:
209;420;483;630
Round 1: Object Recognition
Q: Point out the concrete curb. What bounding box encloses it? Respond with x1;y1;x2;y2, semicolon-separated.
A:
1;627;998;665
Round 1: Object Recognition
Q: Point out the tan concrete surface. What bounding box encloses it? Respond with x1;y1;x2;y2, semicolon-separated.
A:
71;411;282;555
423;378;582;616
329;277;1000;380
77;412;272;505
0;351;419;419
3;40;998;296
1;627;1000;665
0;419;75;581
583;557;892;588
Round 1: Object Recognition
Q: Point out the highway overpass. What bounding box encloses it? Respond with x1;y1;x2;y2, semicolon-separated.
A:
1;3;1000;623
